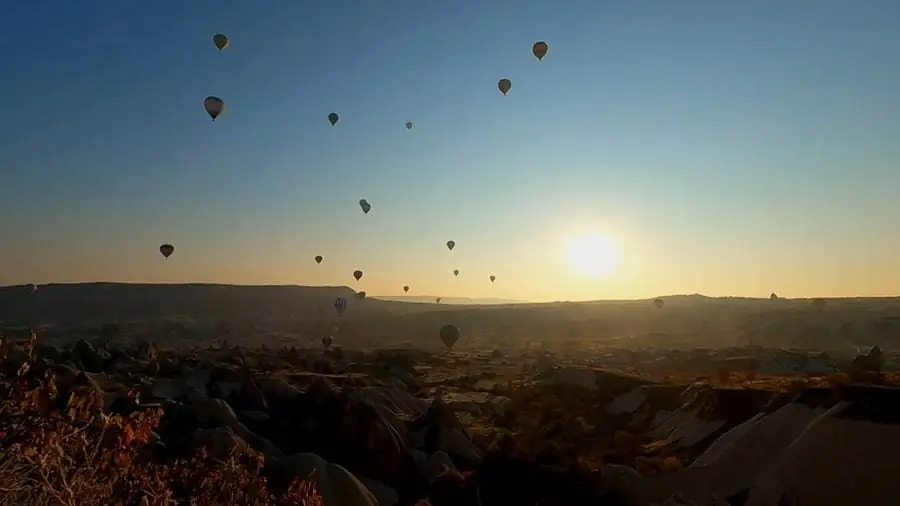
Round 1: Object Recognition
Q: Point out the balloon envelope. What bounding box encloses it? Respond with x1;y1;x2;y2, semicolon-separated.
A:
159;244;175;258
439;324;460;349
353;270;363;281
203;96;225;121
328;112;339;126
653;298;664;309
213;33;229;51
315;255;323;264
446;240;455;251
334;297;347;315
498;78;511;95
453;269;459;277
532;41;549;60
436;297;442;304
406;121;413;130
359;199;371;214
489;275;496;283
403;285;410;293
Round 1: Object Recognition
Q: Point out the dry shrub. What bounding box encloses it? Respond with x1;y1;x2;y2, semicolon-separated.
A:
0;345;322;506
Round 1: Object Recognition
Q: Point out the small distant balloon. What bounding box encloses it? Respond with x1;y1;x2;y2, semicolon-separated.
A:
328;112;339;126
203;96;225;121
356;291;366;300
403;285;410;293
334;297;347;315
453;269;459;277
353;270;364;281
770;293;779;300
359;199;371;215
406;121;413;130
532;41;549;60
322;335;333;349
498;78;512;95
812;298;827;311
159;244;175;259
439;324;460;349
446;240;455;251
653;298;664;309
489;275;496;283
315;255;323;264
213;33;229;51
436;297;442;304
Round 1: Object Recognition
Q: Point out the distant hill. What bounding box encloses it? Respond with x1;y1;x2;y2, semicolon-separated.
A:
372;295;527;305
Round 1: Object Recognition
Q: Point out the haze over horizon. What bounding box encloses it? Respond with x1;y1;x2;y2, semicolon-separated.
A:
2;1;899;302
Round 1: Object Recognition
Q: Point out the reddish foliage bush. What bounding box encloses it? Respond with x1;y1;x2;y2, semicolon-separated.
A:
0;335;323;506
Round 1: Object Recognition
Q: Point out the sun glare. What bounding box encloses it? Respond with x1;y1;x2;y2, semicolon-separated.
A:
567;234;620;278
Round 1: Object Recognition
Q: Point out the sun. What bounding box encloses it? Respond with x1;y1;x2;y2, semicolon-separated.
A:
567;234;620;278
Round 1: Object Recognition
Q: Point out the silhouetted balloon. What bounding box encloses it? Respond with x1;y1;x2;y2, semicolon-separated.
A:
406;121;413;130
203;96;225;121
334;297;347;315
213;33;229;51
498;78;511;95
446;240;455;251
403;285;410;293
770;292;778;300
436;297;442;304
314;255;323;264
355;291;366;300
532;41;548;60
159;244;175;259
453;269;459;277
653;298;664;309
489;275;496;283
353;270;363;281
359;199;371;215
322;335;333;349
328;112;339;126
439;324;460;349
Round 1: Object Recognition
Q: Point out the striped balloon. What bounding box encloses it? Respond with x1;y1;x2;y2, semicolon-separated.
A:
334;297;347;315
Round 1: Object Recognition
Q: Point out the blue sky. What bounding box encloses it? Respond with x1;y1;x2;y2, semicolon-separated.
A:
1;0;899;301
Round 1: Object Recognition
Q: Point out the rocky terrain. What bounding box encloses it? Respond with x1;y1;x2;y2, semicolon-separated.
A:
2;283;900;505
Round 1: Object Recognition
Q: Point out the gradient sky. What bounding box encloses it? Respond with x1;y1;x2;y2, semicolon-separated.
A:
2;0;899;301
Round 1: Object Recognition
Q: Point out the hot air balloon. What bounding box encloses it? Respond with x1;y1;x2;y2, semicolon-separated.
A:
446;240;455;251
27;284;37;295
334;297;347;315
213;33;229;51
315;255;323;264
159;244;175;259
328;112;339;126
532;41;549;60
770;293;779;300
439;324;460;349
353;270;363;281
489;275;496;283
203;96;225;121
403;285;410;293
812;298;827;311
498;78;511;95
359;199;371;215
356;291;366;300
322;335;333;349
653;298;664;309
453;269;459;277
436;297;442;304
406;121;413;130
